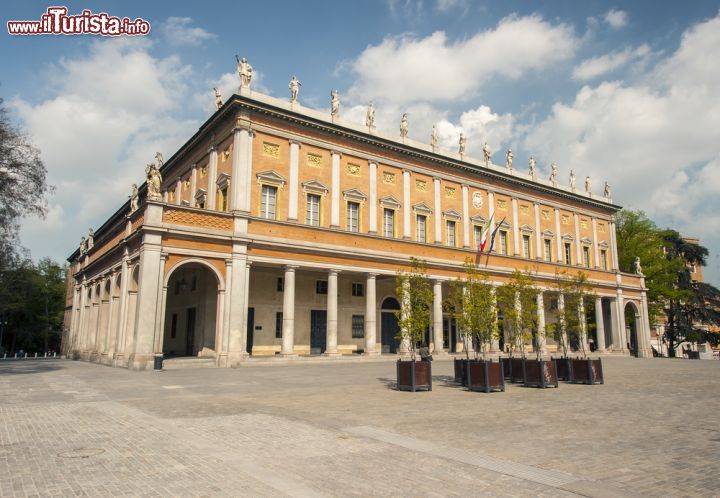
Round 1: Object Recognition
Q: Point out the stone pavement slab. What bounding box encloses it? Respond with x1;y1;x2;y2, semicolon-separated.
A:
0;356;718;497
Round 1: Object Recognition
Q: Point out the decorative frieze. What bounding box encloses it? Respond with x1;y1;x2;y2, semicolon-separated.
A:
444;186;456;198
262;142;280;159
382;172;396;184
542;209;550;220
562;215;570;225
415;179;427;191
497;199;507;210
347;163;361;176
307;153;323;168
581;219;588;229
520;204;530;215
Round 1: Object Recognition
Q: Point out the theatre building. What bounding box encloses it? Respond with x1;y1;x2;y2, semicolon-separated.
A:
62;80;653;370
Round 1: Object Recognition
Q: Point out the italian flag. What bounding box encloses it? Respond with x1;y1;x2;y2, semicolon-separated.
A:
478;212;495;253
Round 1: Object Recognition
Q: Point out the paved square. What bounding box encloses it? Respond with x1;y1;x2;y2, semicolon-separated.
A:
1;356;718;497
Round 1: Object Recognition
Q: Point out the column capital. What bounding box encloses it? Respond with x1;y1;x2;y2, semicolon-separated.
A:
331;149;343;157
366;272;378;279
288;139;302;147
433;176;442;183
402;168;412;175
233;124;253;134
283;265;299;272
328;268;341;276
461;183;469;190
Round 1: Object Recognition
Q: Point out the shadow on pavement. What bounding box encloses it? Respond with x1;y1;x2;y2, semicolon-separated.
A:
0;359;65;375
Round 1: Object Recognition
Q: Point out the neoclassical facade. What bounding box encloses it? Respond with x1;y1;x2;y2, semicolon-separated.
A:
63;83;653;369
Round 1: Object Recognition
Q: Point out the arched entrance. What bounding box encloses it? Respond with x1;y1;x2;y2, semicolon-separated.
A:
380;297;401;354
162;262;220;358
624;301;640;357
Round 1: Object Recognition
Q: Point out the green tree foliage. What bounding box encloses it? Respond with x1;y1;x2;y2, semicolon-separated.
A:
496;270;537;359
0;96;50;266
395;258;433;360
449;259;497;360
551;271;595;358
0;258;67;354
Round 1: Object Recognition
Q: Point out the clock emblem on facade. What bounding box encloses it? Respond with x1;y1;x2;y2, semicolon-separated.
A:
472;192;483;209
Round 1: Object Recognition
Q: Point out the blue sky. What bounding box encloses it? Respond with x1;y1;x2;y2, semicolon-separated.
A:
2;1;720;286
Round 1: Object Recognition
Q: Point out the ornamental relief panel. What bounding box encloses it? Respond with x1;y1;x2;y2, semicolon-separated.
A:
580;219;588;229
382;172;396;184
542;209;550;220
496;199;507;210
598;224;606;233
415;179;427;191
262;141;280;159
444;186;456;198
307;153;323;168
561;215;570;225
520;204;529;215
347;163;361;176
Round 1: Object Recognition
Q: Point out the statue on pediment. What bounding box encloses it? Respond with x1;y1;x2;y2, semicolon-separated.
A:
430;125;438;150
585;176;592;195
506;149;513;171
87;228;94;249
569;170;577;192
146;163;163;201
458;133;466;158
604;181;612;200
529;156;537;181
129;184;139;213
330;90;340;117
366;103;374;129
213;87;223;110
400;113;408;139
235;55;253;88
289;76;301;103
634;256;643;276
155;152;164;168
482;142;491;167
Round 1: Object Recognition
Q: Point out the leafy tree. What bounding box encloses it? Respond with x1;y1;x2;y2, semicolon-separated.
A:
496;270;537;359
552;270;595;358
449;258;498;361
0;96;50;265
395;258;433;360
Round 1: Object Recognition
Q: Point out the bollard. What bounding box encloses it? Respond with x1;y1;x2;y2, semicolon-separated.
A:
35;352;38;358
53;352;56;358
14;353;17;359
153;353;164;371
44;352;47;358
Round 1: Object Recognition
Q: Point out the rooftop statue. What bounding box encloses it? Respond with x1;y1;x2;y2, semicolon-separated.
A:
155;152;164;168
458;133;466;158
634;256;643;276
129;183;139;213
399;113;408;139
603;181;612;200
213;87;223;110
529;156;537;181
569;170;576;192
549;162;558;187
146;163;163;201
505;149;513;171
79;236;87;256
330;90;340;117
482;142;491;167
235;55;253;88
366;103;374;129
289;76;301;103
585;176;592;195
430;125;438;150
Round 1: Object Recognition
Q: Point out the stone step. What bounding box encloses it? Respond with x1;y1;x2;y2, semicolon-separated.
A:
161;357;216;370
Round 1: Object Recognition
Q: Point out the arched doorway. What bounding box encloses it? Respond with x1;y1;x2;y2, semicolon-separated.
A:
624;301;640;357
380;297;401;354
162;262;220;358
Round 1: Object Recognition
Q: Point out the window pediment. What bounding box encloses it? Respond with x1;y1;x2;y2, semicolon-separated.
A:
581;237;593;245
470;215;487;225
497;219;511;229
256;170;286;187
542;229;555;238
412;202;433;215
443;208;462;221
379;195;401;209
343;187;367;202
302;179;329;196
562;233;575;241
598;241;609;248
520;224;534;234
216;173;231;190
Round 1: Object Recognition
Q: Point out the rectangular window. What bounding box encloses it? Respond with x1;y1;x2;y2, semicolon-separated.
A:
499;231;508;255
275;312;283;338
583;246;591;267
352;315;365;338
347;201;360;232
277;277;284;292
352;282;364;297
446;221;456;247
316;280;328;295
601;249;608;270
522;235;531;258
474;225;483;249
219;187;228;211
306;194;321;226
416;215;427;242
383;208;395;238
261;185;277;219
544;239;552;262
564;243;572;265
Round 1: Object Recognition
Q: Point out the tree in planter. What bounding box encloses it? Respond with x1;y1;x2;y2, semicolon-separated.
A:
496;270;538;359
449;259;498;361
554;270;595;358
395;257;433;361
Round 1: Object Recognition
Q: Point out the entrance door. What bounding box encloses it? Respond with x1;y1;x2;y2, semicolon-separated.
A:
246;307;255;354
381;312;400;353
310;310;327;354
185;307;196;356
443;317;457;352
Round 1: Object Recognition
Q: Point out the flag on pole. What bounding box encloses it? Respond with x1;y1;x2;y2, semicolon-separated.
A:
478;212;495;253
487;216;507;254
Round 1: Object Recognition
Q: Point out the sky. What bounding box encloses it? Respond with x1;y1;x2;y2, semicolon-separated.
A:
2;0;719;286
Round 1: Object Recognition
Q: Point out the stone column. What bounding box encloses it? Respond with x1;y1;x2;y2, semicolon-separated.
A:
432;279;445;354
615;290;627;352
368;161;378;234
462;185;470;248
207;146;218;210
115;250;130;358
129;203;164;370
555;208;563;262
402;170;411;239
174;178;182;206
433;177;442;244
288;140;300;221
325;270;340;356
610;221;619;270
330;151;341;228
592;218;600;268
162;190;168;203
558;292;568;355
219;259;233;366
190;164;197;207
281;266;298;357
76;282;87;352
152;254;167;354
536;291;547;354
512;197;520;256
639;284;652;358
574;213;582;265
103;273;117;355
69;286;80;352
231;126;252;212
534;203;542;260
364;273;378;355
227;245;249;363
243;262;251;355
244;131;254;212
608;297;619;351
594;297;606;352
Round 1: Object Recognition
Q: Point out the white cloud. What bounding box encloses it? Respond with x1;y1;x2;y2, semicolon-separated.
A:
572;44;650;80
524;14;720;284
435;0;469;13
347;15;578;105
159;17;216;47
436;105;515;159
12;38;200;259
604;9;628;29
